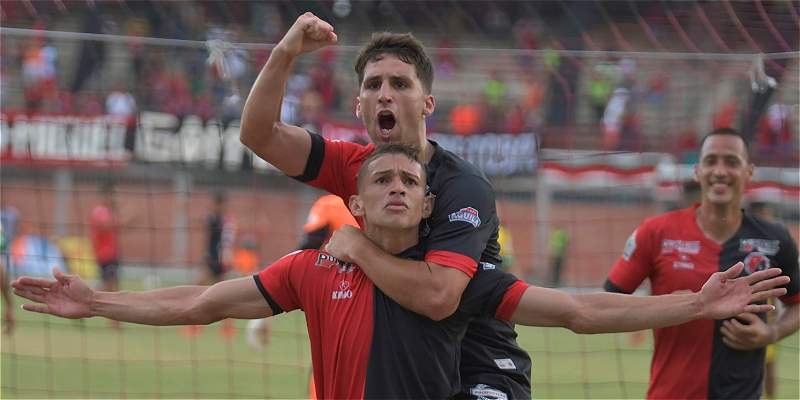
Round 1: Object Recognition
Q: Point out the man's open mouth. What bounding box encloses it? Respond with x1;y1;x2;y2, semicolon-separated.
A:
378;111;396;133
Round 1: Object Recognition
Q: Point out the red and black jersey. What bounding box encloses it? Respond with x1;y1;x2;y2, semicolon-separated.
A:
254;248;528;399
292;133;533;398
605;206;799;400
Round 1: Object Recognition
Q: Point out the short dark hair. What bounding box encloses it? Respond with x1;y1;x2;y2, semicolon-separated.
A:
356;143;426;190
699;128;750;160
354;32;434;94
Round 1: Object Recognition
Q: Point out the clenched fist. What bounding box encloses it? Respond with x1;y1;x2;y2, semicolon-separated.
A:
275;12;338;57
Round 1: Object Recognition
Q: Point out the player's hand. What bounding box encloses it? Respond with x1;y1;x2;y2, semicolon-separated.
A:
275;12;338;58
324;225;365;263
12;268;94;319
2;307;13;334
720;312;777;350
698;262;788;320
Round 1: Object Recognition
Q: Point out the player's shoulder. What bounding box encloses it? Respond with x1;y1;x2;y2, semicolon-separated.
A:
743;213;797;246
429;144;494;196
640;207;695;232
319;133;374;159
431;143;487;180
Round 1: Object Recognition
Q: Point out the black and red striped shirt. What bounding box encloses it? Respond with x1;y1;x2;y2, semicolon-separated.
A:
292;133;533;398
254;248;527;398
605;206;799;399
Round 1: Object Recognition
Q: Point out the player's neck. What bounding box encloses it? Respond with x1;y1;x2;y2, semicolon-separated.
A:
695;202;742;244
419;138;435;164
365;226;419;255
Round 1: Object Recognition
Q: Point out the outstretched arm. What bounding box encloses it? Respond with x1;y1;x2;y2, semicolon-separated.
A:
13;269;272;325
511;263;789;333
239;12;337;176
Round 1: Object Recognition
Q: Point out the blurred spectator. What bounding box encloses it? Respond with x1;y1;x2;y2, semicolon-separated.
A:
0;263;13;335
588;62;614;122
602;87;629;150
434;38;457;80
125;17;150;89
106;86;137;155
513;17;540;68
71;3;105;93
90;183;121;295
449;103;483;136
483;71;507;131
299;89;325;132
713;101;738;130
755;103;795;164
21;32;58;112
548;227;569;287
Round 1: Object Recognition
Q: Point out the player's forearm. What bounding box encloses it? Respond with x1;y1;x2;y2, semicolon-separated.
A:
91;286;214;326
771;303;800;342
569;292;703;334
240;46;295;157
350;241;460;320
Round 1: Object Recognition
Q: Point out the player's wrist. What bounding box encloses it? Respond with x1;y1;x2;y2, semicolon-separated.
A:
766;324;779;344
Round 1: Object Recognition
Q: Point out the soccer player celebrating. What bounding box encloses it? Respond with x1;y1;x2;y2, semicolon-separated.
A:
605;128;799;399
13;144;790;399
239;12;532;397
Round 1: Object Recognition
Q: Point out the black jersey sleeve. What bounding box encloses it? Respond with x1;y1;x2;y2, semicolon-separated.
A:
424;175;498;276
458;264;521;317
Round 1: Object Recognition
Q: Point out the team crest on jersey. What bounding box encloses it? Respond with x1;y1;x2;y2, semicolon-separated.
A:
743;252;771;274
622;230;637;261
739;239;779;256
448;207;481;228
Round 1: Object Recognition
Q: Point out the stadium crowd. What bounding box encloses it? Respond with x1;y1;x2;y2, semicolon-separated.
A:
1;1;797;165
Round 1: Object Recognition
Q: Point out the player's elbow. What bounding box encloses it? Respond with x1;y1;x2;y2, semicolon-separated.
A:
240;121;280;153
417;290;459;321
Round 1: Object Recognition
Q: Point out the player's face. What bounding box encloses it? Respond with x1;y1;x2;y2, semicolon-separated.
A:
694;135;753;207
356;54;434;148
354;154;430;230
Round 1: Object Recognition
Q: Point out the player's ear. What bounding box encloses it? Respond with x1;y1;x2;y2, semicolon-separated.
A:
422;193;435;218
693;163;700;183
355;97;362;119
349;195;365;217
422;94;435;118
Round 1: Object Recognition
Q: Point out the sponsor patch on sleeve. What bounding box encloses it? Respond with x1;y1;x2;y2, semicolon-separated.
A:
448;207;481;228
493;358;517;370
622;230;637;261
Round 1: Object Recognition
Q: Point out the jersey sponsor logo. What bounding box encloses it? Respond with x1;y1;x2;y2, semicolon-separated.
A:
622;230;637;261
332;280;353;300
315;253;339;269
315;253;355;273
480;262;496;270
493;358;516;370
468;384;509;400
448;207;481;228
739;239;779;256
743;252;771;274
661;239;700;255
